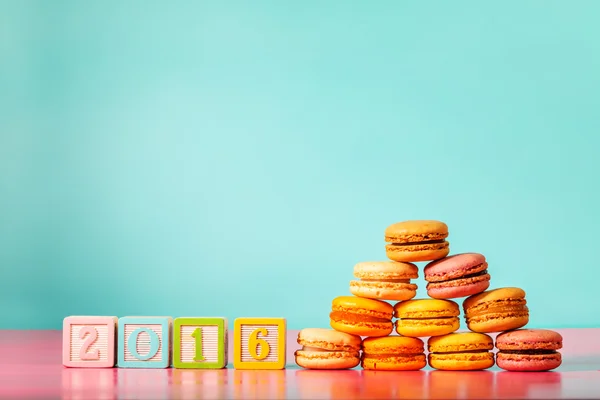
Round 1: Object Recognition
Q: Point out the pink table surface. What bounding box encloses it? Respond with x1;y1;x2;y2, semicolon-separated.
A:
1;328;599;399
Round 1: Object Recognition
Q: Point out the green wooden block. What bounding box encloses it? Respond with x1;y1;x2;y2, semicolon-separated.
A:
173;317;228;369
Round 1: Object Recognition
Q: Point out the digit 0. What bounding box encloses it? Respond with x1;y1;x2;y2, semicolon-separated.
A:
248;328;270;360
79;326;100;360
128;327;160;361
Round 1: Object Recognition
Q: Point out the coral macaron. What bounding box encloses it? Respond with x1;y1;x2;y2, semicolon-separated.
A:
495;329;563;372
427;332;495;370
330;296;394;337
361;336;426;371
350;261;418;301
463;287;529;333
385;220;450;262
294;328;362;370
424;253;490;299
394;299;460;337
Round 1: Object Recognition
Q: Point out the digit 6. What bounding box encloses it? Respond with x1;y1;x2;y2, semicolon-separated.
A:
248;328;270;360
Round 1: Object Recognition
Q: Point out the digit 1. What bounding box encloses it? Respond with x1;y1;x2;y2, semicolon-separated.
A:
79;326;100;360
191;327;205;362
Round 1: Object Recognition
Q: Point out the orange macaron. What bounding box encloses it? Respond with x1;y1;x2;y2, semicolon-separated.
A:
361;336;426;371
385;220;450;262
330;296;394;337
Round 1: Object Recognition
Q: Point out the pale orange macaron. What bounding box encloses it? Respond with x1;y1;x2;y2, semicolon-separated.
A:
385;220;450;262
350;261;418;301
361;336;427;371
294;328;362;370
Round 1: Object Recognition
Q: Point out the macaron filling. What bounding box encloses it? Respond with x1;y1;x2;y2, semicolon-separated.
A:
384;232;448;243
465;299;528;317
331;305;392;320
499;349;559;356
426;270;490;289
426;266;489;283
330;311;391;324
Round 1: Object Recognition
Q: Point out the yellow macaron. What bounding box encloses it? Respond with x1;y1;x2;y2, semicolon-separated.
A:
394;299;460;337
350;261;418;301
361;336;426;371
427;332;495;370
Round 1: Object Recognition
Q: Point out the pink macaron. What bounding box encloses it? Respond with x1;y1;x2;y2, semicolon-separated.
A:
423;253;490;299
495;329;563;372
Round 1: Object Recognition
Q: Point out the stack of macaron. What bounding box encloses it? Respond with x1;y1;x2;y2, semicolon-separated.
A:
294;220;563;372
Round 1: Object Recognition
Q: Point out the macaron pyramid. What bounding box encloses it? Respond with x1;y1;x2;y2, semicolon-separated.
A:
294;219;563;372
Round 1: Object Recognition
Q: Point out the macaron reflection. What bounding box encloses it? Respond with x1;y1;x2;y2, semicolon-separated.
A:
294;369;361;399
231;370;285;400
428;370;494;399
361;370;427;399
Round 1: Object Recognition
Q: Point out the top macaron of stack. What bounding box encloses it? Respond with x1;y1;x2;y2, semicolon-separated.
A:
294;219;563;372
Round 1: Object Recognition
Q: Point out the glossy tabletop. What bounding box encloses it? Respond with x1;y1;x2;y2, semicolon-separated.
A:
1;329;599;399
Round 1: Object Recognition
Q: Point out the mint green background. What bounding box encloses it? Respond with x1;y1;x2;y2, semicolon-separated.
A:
2;1;599;330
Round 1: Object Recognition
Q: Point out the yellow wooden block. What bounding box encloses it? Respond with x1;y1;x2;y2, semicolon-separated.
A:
233;317;286;369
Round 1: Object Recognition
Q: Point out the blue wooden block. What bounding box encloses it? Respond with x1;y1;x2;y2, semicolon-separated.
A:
118;316;173;369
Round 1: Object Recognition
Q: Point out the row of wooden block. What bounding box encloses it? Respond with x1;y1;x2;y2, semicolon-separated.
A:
63;316;286;369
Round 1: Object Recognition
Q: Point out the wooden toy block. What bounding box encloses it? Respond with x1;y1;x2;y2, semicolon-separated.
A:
173;317;228;369
117;316;172;368
233;317;286;370
62;316;118;368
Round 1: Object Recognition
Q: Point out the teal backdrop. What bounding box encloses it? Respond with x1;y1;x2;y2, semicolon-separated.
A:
1;1;599;330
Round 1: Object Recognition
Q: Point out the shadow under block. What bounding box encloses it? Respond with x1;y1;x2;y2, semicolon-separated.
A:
173;317;228;369
233;317;286;370
118;316;173;369
62;316;118;368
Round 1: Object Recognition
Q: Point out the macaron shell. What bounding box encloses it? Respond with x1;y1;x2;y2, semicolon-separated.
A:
394;299;460;319
295;350;360;370
424;253;487;282
428;332;493;353
386;242;450;263
330;319;393;337
495;329;563;351
384;220;449;243
463;287;526;310
427;277;490;299
496;351;562;372
350;280;417;301
297;328;362;352
395;318;460;337
428;352;494;371
332;296;394;319
466;309;529;333
353;261;419;280
361;354;427;371
362;336;425;355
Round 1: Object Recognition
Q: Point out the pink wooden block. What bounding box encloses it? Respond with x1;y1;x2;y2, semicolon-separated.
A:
62;316;118;368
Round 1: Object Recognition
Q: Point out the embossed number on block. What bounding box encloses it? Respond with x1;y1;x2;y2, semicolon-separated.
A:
233;317;286;369
173;317;228;369
62;316;118;368
118;316;172;368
